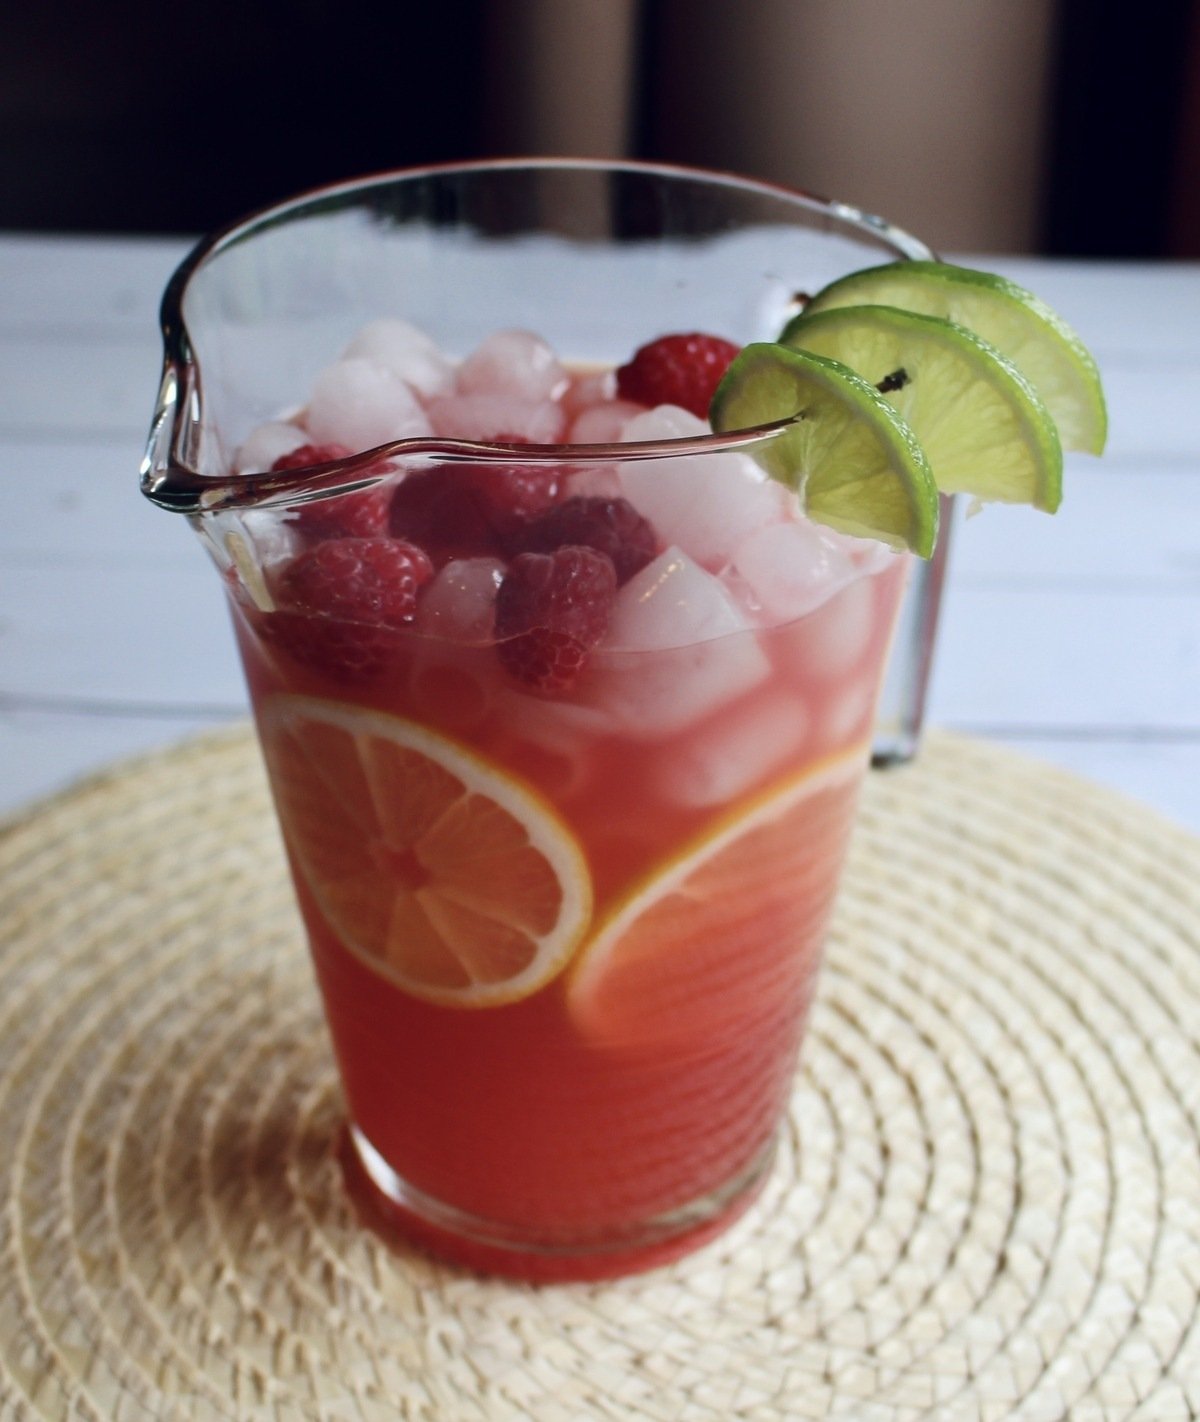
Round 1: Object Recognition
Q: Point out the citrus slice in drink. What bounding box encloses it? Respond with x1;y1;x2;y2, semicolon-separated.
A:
260;695;592;1007
778;304;1064;512
568;748;866;1050
794;259;1107;454
709;343;939;556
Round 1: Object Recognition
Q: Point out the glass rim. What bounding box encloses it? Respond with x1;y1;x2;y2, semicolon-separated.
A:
142;156;935;517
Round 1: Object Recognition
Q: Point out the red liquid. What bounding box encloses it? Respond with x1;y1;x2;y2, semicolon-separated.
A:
232;557;905;1278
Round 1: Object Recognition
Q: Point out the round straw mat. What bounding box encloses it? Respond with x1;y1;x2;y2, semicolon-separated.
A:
1;728;1199;1422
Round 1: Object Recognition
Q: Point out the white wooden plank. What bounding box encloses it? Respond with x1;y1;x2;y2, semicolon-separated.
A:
2;349;1191;472
2;339;1194;464
3;560;1195;733
1100;362;1200;462
0;438;192;562
4;241;1195;462
0;564;245;708
953;255;1200;363
0;333;161;437
0;709;238;825
930;585;1200;729
3;236;1195;362
4;238;1194;366
1;237;1197;838
0;235;190;336
14;438;1193;593
945;465;1200;587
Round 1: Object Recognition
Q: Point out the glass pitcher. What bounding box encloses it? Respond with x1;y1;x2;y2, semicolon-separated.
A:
141;159;944;1279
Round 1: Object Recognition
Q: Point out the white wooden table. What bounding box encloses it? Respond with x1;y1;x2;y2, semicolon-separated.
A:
2;235;1198;833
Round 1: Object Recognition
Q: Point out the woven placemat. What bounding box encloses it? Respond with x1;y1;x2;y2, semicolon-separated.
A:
1;728;1199;1422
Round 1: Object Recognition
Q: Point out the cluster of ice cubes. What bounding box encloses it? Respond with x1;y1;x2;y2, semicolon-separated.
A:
236;320;898;800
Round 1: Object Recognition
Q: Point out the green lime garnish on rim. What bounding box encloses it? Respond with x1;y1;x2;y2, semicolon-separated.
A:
710;344;939;557
796;260;1107;455
778;304;1064;513
708;259;1107;555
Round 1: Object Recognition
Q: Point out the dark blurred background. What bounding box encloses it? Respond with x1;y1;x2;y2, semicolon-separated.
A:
3;0;1198;255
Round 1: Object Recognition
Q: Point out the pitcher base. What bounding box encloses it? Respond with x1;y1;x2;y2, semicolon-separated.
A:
339;1124;775;1283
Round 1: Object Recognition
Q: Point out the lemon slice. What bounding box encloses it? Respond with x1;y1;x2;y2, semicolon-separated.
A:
796;259;1107;454
709;343;939;556
778;304;1063;512
568;749;866;1050
260;695;592;1007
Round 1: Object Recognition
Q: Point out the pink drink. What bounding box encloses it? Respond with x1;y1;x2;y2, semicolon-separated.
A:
222;331;906;1279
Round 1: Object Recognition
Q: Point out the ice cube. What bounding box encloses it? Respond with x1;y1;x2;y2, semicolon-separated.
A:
487;693;613;801
456;330;568;402
563;464;623;499
245;511;301;574
602;548;738;651
234;421;306;474
729;519;857;623
848;536;900;576
495;691;612;756
343;319;455;400
306;358;431;450
819;675;876;754
427;394;566;444
501;695;614;800
618;408;787;568
414;557;504;643
582;548;770;739
655;691;811;808
621;405;709;441
777;574;878;681
222;511;302;611
562;368;616;418
568;401;644;445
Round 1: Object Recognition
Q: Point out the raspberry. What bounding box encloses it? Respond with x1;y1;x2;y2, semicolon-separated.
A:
271;442;352;473
473;463;563;534
514;496;658;585
616;332;741;419
389;467;497;562
494;547;617;693
266;537;433;679
389;464;563;564
271;444;391;541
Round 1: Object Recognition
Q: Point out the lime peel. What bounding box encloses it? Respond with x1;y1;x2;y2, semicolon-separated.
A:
779;304;1064;514
799;259;1107;455
709;342;939;558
